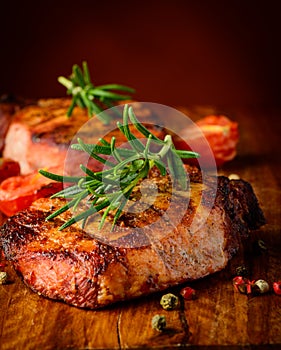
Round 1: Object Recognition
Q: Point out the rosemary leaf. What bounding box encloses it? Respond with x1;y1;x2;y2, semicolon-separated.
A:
128;107;163;144
72;142;115;166
95;84;135;93
73;191;89;212
39;169;81;183
110;137;123;163
112;188;133;229
46;198;78;221
57;76;73;90
167;149;187;190
59;197;111;230
67;95;78;117
92;89;132;100
175;149;200;159
73;64;85;88
113;154;141;177
51;185;82;198
154;159;167;176
98;137;111;146
82;61;91;85
117;122;145;153
99;205;113;230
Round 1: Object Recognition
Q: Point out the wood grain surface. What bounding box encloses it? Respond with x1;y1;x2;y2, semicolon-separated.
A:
0;106;280;349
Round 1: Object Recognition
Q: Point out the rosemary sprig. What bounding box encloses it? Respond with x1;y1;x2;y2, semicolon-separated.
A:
39;105;199;231
58;61;135;124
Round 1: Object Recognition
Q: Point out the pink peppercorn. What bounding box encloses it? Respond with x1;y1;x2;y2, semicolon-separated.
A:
273;281;281;295
180;286;196;300
232;276;256;294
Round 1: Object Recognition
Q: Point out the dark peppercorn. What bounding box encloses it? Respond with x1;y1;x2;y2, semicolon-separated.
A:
236;266;249;277
253;239;267;254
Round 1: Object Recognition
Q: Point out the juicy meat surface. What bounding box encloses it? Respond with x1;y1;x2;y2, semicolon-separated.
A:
0;166;265;309
3;99;163;175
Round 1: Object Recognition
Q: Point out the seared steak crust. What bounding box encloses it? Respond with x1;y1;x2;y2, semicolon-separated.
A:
0;167;265;309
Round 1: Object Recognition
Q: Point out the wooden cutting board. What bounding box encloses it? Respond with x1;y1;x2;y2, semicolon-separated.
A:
0;106;280;349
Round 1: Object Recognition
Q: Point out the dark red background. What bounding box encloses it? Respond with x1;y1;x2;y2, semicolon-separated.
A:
1;0;280;108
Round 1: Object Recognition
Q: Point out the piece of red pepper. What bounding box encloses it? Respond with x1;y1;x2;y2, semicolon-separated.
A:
273;281;281;295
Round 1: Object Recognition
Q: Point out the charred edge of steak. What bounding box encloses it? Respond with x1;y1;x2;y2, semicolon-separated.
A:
218;176;265;245
228;179;266;230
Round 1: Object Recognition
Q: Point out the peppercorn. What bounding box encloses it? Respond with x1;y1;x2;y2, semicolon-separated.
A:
252;279;270;295
0;271;8;285
160;293;179;310
180;286;196;300
273;281;281;295
151;314;166;332
228;173;240;180
233;276;256;294
236;265;249;277
253;239;267;254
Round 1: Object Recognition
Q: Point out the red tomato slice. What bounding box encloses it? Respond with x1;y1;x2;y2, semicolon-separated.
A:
0;167;63;216
196;115;239;166
174;115;239;167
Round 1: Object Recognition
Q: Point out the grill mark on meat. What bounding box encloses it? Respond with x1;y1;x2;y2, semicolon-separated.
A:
0;166;265;309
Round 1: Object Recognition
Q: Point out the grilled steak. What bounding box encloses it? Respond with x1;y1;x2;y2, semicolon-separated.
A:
3;99;163;175
3;98;98;174
0;102;18;155
0;166;265;309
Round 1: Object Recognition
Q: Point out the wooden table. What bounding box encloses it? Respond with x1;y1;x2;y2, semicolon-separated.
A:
0;106;280;349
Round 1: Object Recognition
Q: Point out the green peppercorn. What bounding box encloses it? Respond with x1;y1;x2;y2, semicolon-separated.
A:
0;271;8;285
151;314;166;332
160;293;179;310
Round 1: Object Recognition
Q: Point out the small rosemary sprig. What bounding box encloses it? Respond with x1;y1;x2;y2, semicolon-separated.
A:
39;105;199;231
58;61;135;124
